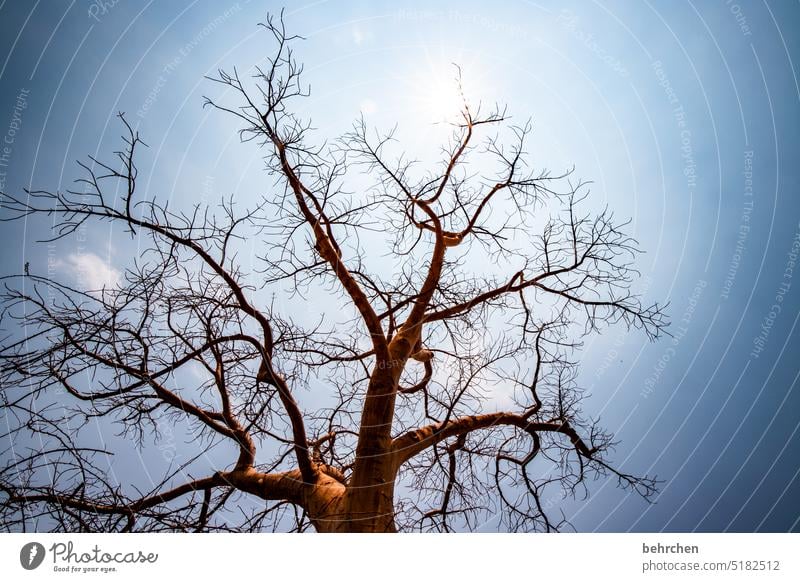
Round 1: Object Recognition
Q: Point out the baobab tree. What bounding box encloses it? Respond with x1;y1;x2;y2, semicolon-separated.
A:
0;15;666;533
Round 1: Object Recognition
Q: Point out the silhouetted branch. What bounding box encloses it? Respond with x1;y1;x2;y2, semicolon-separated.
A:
0;12;666;533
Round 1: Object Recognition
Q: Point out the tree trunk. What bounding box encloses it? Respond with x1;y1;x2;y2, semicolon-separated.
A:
307;336;417;532
307;475;397;533
311;491;397;532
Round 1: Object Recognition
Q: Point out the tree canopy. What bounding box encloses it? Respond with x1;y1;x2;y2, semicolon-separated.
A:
0;14;667;533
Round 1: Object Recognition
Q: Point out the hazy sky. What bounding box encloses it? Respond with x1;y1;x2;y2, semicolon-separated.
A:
1;0;799;532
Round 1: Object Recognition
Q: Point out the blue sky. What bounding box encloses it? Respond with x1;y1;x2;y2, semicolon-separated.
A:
1;0;799;531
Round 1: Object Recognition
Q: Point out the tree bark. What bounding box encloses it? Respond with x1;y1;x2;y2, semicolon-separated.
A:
325;334;414;532
299;472;396;533
310;484;397;533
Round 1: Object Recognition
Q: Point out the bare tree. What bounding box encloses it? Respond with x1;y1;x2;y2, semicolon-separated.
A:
0;14;666;533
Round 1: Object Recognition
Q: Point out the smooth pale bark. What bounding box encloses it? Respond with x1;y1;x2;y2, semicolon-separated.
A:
327;335;416;532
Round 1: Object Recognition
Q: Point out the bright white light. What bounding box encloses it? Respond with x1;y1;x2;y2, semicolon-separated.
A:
360;99;378;115
403;53;490;124
416;68;467;122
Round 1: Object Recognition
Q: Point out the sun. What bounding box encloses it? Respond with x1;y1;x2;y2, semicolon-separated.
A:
402;50;490;124
418;68;468;122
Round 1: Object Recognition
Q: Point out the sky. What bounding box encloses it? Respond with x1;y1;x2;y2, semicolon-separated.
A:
1;0;799;532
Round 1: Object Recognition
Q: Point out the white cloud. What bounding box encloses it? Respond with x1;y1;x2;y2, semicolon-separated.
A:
61;252;121;292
